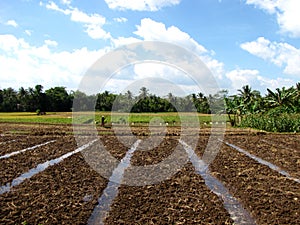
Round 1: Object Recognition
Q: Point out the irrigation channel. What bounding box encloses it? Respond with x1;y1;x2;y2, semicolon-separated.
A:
0;129;299;224
87;139;255;225
88;140;142;225
0;140;56;159
223;141;300;184
0;139;97;194
180;140;256;224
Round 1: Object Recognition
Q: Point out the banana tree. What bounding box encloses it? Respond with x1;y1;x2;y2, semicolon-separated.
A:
266;86;296;113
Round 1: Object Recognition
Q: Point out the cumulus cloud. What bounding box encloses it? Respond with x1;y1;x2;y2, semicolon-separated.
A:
113;17;128;23
226;68;295;94
60;0;71;5
44;39;58;47
226;69;260;91
241;37;300;76
107;18;227;95
44;1;111;39
110;18;225;91
5;20;18;28
0;34;107;90
104;0;181;11
133;18;225;80
111;36;142;48
246;0;300;37
134;18;207;55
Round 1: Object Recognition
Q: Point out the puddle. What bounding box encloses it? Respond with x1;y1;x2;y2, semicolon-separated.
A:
88;140;141;225
180;140;256;225
0;139;97;195
224;141;300;184
0;140;56;159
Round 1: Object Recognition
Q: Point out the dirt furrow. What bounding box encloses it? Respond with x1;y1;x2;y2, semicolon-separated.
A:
0;153;108;225
104;137;234;224
0;135;54;155
209;144;300;224
227;135;300;177
0;136;76;185
105;163;234;224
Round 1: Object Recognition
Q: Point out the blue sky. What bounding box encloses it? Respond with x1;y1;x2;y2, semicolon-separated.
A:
0;0;299;95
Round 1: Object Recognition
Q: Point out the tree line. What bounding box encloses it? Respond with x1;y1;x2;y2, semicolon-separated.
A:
0;83;299;117
0;85;226;113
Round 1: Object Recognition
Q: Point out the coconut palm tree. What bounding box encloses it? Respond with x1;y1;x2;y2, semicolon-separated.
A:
237;85;262;113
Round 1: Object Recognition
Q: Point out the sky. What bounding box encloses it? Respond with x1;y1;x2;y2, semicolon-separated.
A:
0;0;299;96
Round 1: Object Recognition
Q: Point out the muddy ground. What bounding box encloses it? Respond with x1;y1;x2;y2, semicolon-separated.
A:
0;122;299;224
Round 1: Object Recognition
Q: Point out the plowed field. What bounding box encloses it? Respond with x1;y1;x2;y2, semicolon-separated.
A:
0;123;299;224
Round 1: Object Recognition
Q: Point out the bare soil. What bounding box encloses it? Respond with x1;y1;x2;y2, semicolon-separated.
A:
0;122;299;224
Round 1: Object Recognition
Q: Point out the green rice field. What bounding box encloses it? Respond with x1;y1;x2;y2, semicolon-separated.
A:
0;112;228;126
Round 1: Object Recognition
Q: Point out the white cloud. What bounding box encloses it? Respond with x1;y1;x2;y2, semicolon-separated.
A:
201;55;225;80
0;34;107;90
25;30;32;36
44;39;58;47
256;75;295;92
111;36;142;48
113;17;128;23
5;20;18;28
226;68;295;94
133;18;225;80
241;37;300;76
44;1;111;39
134;18;207;55
104;0;181;11
133;63;195;86
246;0;300;37
61;0;71;5
109;63;203;96
246;0;277;13
107;18;227;95
226;69;260;91
45;1;64;12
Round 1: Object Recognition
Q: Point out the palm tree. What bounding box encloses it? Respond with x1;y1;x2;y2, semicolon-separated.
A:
266;87;295;111
238;85;261;114
17;87;29;111
238;85;253;104
139;87;149;99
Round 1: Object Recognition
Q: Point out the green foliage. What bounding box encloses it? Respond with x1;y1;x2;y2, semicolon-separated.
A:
1;83;299;133
240;113;300;133
225;83;300;132
0;85;73;112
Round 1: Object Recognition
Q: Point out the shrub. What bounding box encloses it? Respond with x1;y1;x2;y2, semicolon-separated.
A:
240;113;300;133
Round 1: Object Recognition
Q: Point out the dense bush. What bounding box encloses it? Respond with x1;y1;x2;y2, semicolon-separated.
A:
240;113;300;133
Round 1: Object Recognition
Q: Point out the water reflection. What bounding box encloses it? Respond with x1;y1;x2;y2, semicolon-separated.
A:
180;140;256;225
0;140;97;195
224;142;300;184
88;140;141;225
